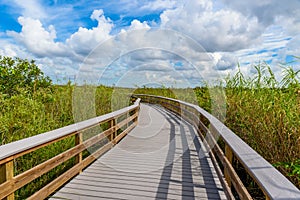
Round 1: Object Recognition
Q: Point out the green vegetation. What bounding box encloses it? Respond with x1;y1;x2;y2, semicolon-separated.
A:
0;56;52;97
134;62;300;189
225;63;300;188
0;56;299;198
0;56;116;199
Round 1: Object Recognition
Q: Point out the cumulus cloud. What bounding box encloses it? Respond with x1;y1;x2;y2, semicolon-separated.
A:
220;0;300;26
12;0;47;19
3;0;300;86
7;17;69;58
160;0;264;52
74;28;217;87
0;38;35;60
66;9;113;55
7;9;115;60
128;20;151;31
213;52;237;71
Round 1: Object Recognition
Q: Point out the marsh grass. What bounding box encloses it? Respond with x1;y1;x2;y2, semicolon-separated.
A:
134;63;300;189
0;63;299;199
0;83;116;199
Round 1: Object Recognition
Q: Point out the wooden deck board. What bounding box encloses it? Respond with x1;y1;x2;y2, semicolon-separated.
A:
50;103;227;200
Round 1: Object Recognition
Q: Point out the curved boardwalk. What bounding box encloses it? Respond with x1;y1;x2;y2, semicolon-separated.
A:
50;103;227;200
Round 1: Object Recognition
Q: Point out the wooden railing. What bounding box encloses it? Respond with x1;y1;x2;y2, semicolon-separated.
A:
132;94;300;200
0;98;140;200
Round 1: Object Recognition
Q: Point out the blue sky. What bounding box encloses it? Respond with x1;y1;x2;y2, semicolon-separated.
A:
0;0;299;87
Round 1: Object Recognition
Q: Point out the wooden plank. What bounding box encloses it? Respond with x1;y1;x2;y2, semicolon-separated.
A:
112;112;138;144
86;165;220;180
0;130;79;166
224;144;233;188
28;142;113;200
0;101;139;164
167;101;250;199
195;128;235;200
0;161;14;200
52;189;182;200
56;181;218;199
75;132;83;166
0;128;112;199
134;94;300;199
110;119;116;142
51;103;227;200
114;112;138;131
113;123;136;144
193;123;252;199
0;99;139;199
74;168;222;188
76;169;217;185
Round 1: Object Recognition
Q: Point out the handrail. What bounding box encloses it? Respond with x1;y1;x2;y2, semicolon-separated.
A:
0;98;140;200
132;94;300;200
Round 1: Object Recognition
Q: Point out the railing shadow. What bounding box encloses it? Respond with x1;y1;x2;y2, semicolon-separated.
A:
151;104;223;199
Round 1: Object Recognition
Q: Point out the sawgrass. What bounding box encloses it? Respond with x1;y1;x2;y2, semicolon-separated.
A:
0;63;299;199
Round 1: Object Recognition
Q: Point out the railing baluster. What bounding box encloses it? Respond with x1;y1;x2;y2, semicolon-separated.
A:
126;112;129;129
110;118;117;143
75;132;83;171
75;131;83;174
134;107;139;125
0;98;140;199
0;161;14;200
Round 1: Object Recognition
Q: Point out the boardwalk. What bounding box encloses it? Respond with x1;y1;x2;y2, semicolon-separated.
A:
1;95;299;199
50;103;227;200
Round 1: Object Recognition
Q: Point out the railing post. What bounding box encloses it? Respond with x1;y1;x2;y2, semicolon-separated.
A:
75;132;83;171
181;104;185;119
110;118;117;143
126;112;129;129
224;144;233;188
0;161;14;200
135;108;139;125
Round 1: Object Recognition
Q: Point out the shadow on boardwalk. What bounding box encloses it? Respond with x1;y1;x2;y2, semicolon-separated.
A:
50;103;227;200
154;105;225;199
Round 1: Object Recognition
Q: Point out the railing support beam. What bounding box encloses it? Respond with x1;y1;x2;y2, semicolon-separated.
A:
75;132;83;173
0;161;14;200
110;118;117;143
225;144;233;188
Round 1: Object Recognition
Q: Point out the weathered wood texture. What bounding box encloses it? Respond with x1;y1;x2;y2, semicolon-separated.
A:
51;104;227;200
133;94;300;200
0;99;140;200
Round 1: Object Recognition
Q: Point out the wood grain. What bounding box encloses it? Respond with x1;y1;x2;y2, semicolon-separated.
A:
50;104;227;200
133;94;300;199
0;99;140;200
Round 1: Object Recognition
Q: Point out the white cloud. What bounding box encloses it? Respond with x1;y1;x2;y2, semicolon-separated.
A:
0;42;18;58
128;20;151;31
272;17;300;58
7;9;115;60
140;0;177;11
78;28;220;87
212;52;237;71
286;36;300;57
2;0;300;86
220;0;300;26
66;9;113;55
12;0;47;19
160;0;263;52
7;17;68;57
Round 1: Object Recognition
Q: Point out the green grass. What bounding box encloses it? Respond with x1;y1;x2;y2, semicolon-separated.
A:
0;62;299;198
0;83;116;199
134;63;300;189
